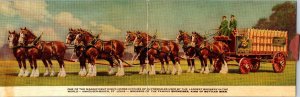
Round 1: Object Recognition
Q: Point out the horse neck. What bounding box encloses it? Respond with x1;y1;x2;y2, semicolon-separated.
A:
83;35;94;45
182;35;191;45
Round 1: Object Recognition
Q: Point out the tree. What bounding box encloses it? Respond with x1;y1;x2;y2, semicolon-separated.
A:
253;1;296;42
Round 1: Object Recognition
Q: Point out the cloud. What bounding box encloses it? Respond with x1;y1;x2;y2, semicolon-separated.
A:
33;27;61;41
88;21;122;40
0;0;50;22
0;1;17;16
54;12;82;28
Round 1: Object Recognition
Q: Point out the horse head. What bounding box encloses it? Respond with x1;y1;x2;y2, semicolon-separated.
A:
191;32;205;47
19;27;36;46
133;32;144;47
66;28;80;44
176;30;190;44
74;33;85;46
8;30;19;48
125;31;137;46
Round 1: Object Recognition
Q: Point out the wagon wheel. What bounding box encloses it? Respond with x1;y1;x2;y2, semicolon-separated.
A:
272;52;286;73
239;57;252;74
250;59;260;72
213;59;222;73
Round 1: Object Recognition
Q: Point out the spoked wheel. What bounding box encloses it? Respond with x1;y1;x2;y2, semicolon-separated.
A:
250;59;260;72
272;52;286;73
213;59;222;73
239;57;252;74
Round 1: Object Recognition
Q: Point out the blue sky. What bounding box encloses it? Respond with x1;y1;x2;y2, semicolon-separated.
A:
0;0;293;46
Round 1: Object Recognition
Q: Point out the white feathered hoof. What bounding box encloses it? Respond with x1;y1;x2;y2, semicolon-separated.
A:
50;71;56;77
80;69;87;77
23;69;30;77
18;69;25;77
219;67;228;74
171;68;177;75
59;71;66;77
149;70;156;75
200;67;205;74
177;70;182;75
186;66;191;73
33;69;40;77
78;69;83;76
204;67;210;74
209;65;215;73
30;69;36;77
43;70;49;77
160;68;166;74
108;69;115;75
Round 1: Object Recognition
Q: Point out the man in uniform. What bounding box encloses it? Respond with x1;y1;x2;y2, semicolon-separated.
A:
229;15;237;35
219;16;229;36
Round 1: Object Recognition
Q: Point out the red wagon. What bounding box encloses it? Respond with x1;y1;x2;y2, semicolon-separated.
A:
213;28;288;74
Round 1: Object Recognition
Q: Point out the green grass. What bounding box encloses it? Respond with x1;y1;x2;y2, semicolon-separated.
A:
0;60;296;86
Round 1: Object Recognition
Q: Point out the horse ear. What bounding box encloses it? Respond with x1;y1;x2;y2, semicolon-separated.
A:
24;27;27;30
8;31;11;34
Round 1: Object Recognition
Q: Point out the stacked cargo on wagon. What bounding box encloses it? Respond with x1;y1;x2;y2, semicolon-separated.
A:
214;28;288;74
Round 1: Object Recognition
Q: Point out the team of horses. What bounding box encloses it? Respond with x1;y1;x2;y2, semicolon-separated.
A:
7;27;230;77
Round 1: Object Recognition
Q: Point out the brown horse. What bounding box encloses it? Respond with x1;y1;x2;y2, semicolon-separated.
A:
133;32;182;75
74;30;126;76
8;30;30;77
19;27;67;77
125;31;148;74
176;31;197;73
66;28;89;76
191;32;229;74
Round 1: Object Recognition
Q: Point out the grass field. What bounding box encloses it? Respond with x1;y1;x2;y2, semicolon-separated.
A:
0;60;296;86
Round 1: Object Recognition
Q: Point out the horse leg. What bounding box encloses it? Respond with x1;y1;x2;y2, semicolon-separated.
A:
187;59;191;73
28;58;34;77
174;53;182;75
33;58;39;77
79;57;87;76
107;58;115;75
159;56;166;74
199;57;205;74
116;59;125;76
209;57;215;73
47;59;55;76
16;58;24;77
140;56;148;75
148;55;156;75
57;57;66;77
169;54;177;75
91;57;97;77
219;56;228;74
203;58;210;74
164;56;171;74
42;59;50;76
191;59;195;73
21;58;30;77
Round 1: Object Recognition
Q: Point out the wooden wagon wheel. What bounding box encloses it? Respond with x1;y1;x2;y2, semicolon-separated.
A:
272;52;286;73
239;57;252;74
250;59;260;72
213;59;222;73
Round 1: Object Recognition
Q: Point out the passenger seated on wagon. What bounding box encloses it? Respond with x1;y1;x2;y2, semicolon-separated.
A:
218;16;230;37
229;15;237;35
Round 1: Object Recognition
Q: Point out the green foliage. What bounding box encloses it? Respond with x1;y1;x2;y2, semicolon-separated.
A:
253;1;296;40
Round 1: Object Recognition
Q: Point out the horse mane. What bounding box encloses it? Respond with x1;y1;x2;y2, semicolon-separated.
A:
21;28;37;39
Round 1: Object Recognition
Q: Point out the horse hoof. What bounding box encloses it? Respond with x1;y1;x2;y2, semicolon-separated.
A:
171;72;176;75
108;71;115;75
160;71;166;74
219;70;228;74
177;72;182;75
43;73;49;77
50;72;56;77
